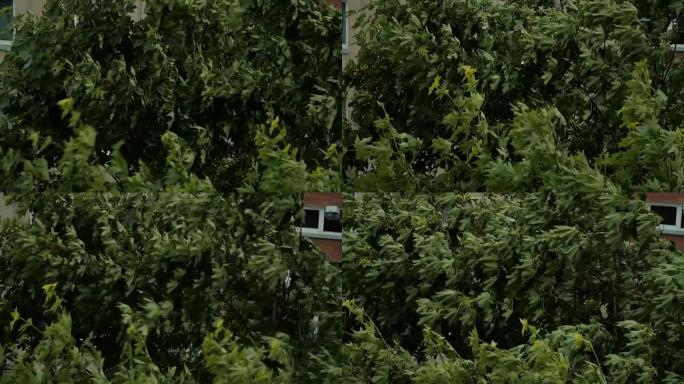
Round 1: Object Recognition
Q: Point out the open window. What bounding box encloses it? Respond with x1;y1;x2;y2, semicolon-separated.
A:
668;16;684;53
341;0;349;53
0;0;13;49
296;206;342;240
649;203;684;235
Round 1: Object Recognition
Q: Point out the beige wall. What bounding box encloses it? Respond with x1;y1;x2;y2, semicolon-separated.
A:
342;0;366;122
342;0;365;69
0;0;145;59
0;0;46;59
14;0;46;16
0;193;17;219
13;0;145;16
131;0;145;20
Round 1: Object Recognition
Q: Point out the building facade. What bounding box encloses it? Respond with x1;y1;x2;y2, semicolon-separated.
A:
0;0;46;55
341;0;364;68
0;0;149;59
0;193;16;218
341;0;366;124
670;17;684;59
646;193;684;251
299;193;342;262
1;192;343;260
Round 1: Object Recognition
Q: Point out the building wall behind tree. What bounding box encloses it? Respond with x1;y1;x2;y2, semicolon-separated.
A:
646;193;684;252
311;238;342;262
664;234;684;250
0;193;17;219
303;193;342;262
0;0;147;60
342;0;364;68
14;0;45;15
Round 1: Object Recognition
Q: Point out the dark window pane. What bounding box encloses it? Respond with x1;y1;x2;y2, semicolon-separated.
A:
679;16;684;45
302;209;319;229
323;210;342;232
0;0;12;41
651;205;677;226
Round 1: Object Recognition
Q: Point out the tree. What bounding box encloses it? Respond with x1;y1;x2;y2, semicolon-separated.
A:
0;0;342;193
0;190;344;381
344;0;684;192
0;1;344;377
0;95;342;381
336;190;684;382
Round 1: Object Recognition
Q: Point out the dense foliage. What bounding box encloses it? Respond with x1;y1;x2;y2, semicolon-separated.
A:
0;0;341;193
0;191;343;382
344;0;684;192
7;186;684;382
0;1;344;381
338;191;684;382
0;84;341;381
1;102;341;194
2;0;684;382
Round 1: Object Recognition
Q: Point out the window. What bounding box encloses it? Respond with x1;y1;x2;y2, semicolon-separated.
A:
323;213;342;232
302;209;320;229
297;207;342;240
341;1;349;52
651;205;677;226
668;17;684;52
0;0;13;46
649;203;684;234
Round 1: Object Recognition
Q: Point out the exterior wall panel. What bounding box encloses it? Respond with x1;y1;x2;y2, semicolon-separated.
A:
302;193;342;262
311;238;342;262
14;0;45;16
0;193;16;219
646;193;684;251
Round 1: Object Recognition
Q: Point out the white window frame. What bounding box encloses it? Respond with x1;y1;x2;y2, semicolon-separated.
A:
341;0;349;54
648;203;684;236
296;206;342;240
668;19;684;53
0;0;15;51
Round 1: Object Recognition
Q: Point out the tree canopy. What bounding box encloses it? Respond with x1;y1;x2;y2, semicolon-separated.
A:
0;0;342;193
2;0;684;382
336;190;684;383
0;0;344;381
344;0;684;192
0;191;343;382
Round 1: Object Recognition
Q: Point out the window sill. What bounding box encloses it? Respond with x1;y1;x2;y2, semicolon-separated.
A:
660;226;684;236
0;40;12;51
298;227;342;240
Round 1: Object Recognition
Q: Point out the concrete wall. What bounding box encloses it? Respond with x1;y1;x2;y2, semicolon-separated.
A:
342;0;364;69
12;0;145;16
0;193;17;219
14;0;45;16
0;0;45;59
341;0;366;123
0;0;146;60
